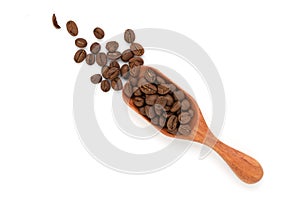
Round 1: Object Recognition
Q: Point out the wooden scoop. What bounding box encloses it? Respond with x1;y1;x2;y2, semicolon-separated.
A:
122;66;263;184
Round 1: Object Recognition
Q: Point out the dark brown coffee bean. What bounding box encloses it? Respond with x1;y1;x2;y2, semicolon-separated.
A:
170;101;181;113
130;43;144;56
121;49;134;62
133;97;144;107
106;41;119;52
151;117;159;125
129;77;138;86
137;77;148;87
107;51;121;60
178;112;191;124
93;27;105;39
109;60;120;69
157;84;170;95
145;105;156;119
90;74;102;84
74;49;86;63
90;42;101;54
123;82;133;97
181;99;190;111
66;20;78;36
156;76;166;84
154;104;164;116
174;90;185;101
178;125;191;135
145;94;158;105
102;66;109;79
188;109;194;117
140;83;157;94
96;53;107;67
139;107;146;116
111;77;123;91
144;69;156;83
129;65;141;77
85;53;95;65
129;57;144;68
75;38;87;48
155;96;167;107
165;94;174;106
101;79;110;92
124;29;135;43
167;115;178;132
106;67;120;80
52;14;61;29
133;87;142;96
120;64;130;79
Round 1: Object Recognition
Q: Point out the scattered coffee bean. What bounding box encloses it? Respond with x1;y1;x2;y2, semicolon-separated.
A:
130;43;144;56
144;69;156;83
133;97;144;107
167;115;178;132
75;38;87;48
129;57;144;68
66;20;78;36
96;52;107;67
124;29;135;43
140;83;157;94
120;64;130;79
181;99;190;111
106;41;119;52
102;66;109;79
123;82;133;97
74;49;86;63
178;124;191;135
157;84;170;95
106;67;120;80
52;14;61;29
90;42;101;54
121;49;134;62
101;79;110;92
111;77;123;91
145;94;158;105
85;53;95;65
93;27;105;39
90;74;102;84
107;51;122;60
109;60;120;69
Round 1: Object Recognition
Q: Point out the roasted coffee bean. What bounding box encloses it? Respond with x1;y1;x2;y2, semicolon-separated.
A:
164;106;171;112
120;64;130;79
155;96;167;107
129;77;138;86
107;51;121;60
74;49;86;63
133;87;142;96
167;115;178;132
106;67;120;80
109;60;120;69
75;38;87;48
158;116;166;127
101;79;110;92
93;27;105;39
130;43;144;56
102;66;109;79
144;69;156;83
157;84;170;95
121;49;134;62
178;112;192;124
133;97;144;107
66;20;78;36
52;14;61;29
140;83;157;94
111;77;123;91
170;101;181;113
137;77;148;87
174;90;185;101
166;84;176;92
129;57;144;68
151;117;159;125
165;94;174;106
154;104;164;115
178;124;191;135
156;76;166;84
90;74;102;84
188;109;194;117
106;41;119;52
96;52;107;67
124;29;135;43
145;105;156;119
181;99;190;111
129;65;141;77
123;82;133;97
90;42;101;54
139;107;146;116
145;94;158;105
85;53;95;65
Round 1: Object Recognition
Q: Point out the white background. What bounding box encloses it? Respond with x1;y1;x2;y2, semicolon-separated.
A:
0;0;299;199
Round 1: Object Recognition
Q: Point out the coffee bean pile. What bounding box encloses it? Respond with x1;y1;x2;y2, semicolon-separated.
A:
123;68;194;135
52;14;145;93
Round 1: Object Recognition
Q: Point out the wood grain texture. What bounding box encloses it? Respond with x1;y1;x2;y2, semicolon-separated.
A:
122;66;263;184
